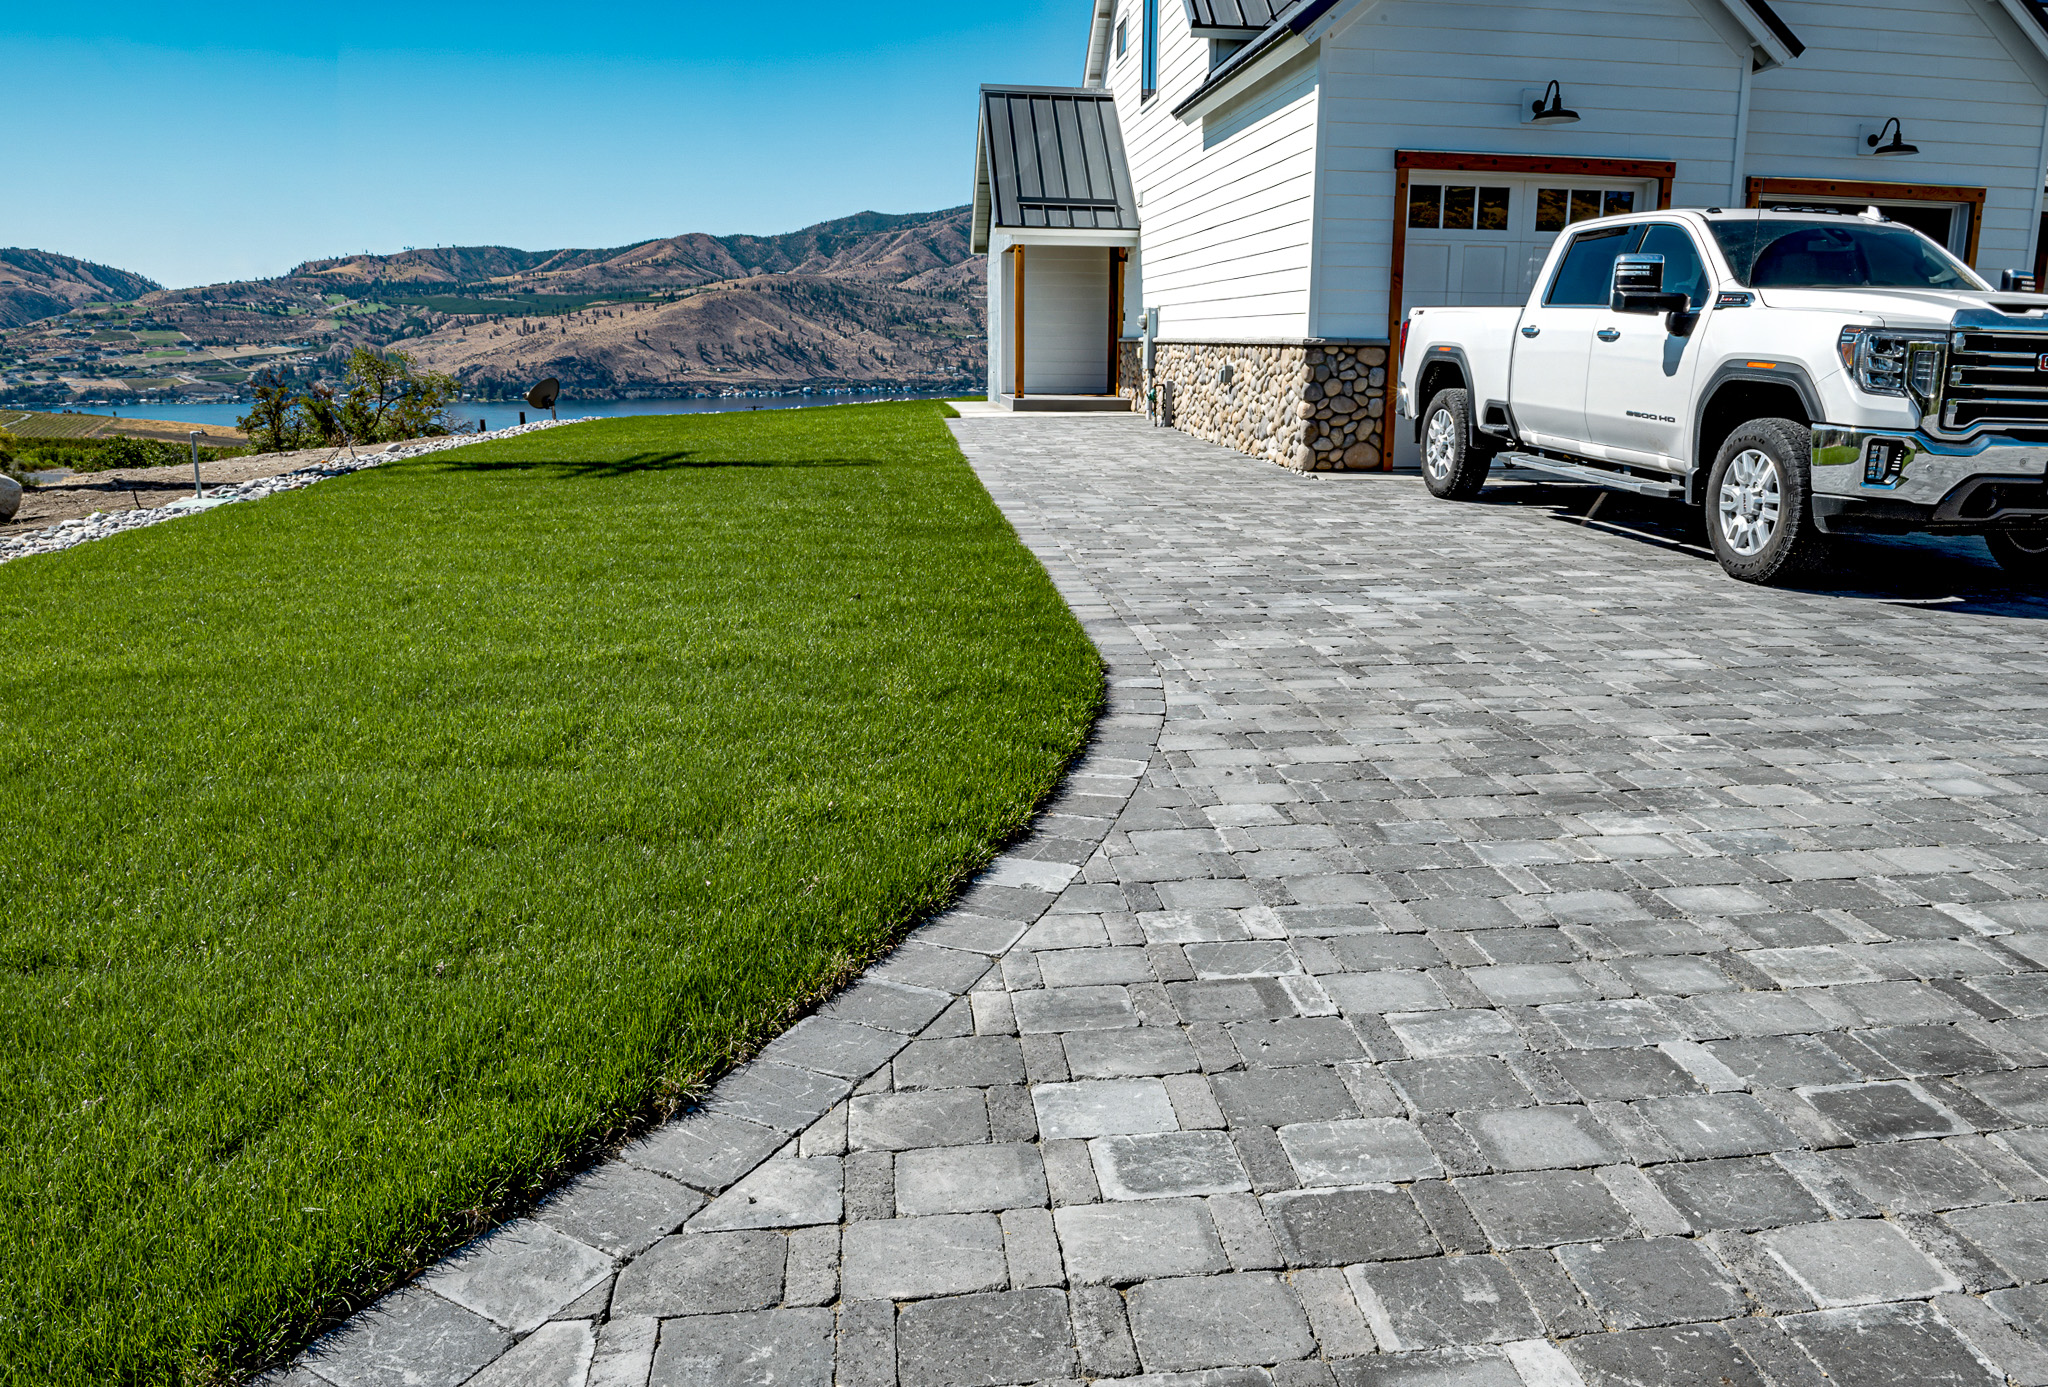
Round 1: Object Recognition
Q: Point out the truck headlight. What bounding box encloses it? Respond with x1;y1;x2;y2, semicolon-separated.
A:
1838;326;1946;402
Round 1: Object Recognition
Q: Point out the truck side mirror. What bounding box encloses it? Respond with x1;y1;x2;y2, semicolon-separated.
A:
1611;253;1690;315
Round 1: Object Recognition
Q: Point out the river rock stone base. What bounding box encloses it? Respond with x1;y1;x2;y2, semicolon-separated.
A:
1123;341;1390;471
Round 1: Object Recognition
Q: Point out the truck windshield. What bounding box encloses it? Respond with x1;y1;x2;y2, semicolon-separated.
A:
1709;217;1985;291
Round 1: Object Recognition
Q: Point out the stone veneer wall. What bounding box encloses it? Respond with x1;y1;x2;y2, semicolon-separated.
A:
1116;340;1391;471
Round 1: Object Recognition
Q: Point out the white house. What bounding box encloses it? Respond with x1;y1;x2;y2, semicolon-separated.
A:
972;0;2048;468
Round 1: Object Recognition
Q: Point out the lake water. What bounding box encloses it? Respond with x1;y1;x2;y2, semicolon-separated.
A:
85;390;964;433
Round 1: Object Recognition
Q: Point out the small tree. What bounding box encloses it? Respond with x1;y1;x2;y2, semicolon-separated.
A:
338;347;460;443
239;372;305;453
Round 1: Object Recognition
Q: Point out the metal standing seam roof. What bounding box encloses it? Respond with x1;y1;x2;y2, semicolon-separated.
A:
1184;0;1298;34
974;86;1139;250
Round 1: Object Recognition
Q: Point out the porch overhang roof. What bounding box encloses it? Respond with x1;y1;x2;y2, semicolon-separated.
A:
972;85;1140;255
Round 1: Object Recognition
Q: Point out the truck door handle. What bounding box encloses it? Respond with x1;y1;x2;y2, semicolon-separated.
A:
1521;325;1540;338
1597;328;1621;342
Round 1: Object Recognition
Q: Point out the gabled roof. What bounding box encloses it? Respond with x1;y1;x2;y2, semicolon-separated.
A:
972;86;1139;253
1172;0;1805;119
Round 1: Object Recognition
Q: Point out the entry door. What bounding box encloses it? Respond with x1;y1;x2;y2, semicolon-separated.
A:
1582;222;1711;471
1402;176;1658;320
1508;222;1642;450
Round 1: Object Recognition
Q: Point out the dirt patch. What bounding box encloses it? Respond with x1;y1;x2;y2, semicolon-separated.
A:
3;440;428;537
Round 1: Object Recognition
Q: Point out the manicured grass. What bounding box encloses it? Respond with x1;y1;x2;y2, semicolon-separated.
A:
0;403;1101;1384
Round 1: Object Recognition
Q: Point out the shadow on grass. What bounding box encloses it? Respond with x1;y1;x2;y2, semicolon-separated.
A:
424;450;882;477
1478;479;2048;621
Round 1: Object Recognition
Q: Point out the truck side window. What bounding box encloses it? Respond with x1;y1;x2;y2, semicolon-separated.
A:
1637;224;1710;308
1545;225;1645;306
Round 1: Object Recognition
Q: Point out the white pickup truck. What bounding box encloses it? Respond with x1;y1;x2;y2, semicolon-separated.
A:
1396;206;2048;584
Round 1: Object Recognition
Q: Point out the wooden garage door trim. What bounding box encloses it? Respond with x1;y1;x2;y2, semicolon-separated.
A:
1388;151;1678;358
1745;175;1986;264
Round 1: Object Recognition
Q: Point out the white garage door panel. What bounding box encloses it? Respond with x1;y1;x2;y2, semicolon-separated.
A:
1401;175;1658;320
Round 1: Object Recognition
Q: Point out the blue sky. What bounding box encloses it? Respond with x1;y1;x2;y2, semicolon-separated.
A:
10;1;1085;288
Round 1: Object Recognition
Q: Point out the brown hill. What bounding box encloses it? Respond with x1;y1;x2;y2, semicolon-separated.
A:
0;249;160;329
3;209;988;400
389;273;981;396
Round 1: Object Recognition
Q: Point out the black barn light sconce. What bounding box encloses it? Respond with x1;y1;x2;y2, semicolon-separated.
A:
1521;80;1580;126
1862;117;1919;157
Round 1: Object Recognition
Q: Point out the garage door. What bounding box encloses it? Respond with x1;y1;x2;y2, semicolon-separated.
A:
1401;174;1662;318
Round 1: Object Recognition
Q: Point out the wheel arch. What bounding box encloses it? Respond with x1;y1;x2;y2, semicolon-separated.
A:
1414;347;1474;445
1690;363;1821;506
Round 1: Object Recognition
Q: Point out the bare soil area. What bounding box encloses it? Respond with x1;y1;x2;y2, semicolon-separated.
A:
4;441;422;537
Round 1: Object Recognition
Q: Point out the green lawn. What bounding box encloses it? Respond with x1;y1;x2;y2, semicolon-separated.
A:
0;403;1101;1384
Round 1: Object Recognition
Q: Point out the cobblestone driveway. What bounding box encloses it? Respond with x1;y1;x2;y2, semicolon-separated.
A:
285;415;2048;1387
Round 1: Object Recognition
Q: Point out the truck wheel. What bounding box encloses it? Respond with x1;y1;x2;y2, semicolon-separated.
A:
1987;528;2048;583
1421;388;1494;500
1706;418;1827;584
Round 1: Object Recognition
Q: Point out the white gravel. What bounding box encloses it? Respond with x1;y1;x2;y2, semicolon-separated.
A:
0;418;583;566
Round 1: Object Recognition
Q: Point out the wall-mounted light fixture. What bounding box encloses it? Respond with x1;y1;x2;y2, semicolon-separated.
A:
1860;117;1919;157
1521;80;1580;126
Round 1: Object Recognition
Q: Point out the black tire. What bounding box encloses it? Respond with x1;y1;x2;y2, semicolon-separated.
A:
1705;417;1828;584
1988;528;2048;583
1420;388;1495;500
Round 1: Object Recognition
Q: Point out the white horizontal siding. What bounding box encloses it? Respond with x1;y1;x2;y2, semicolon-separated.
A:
1746;0;2048;275
1310;0;1749;339
1107;4;1320;340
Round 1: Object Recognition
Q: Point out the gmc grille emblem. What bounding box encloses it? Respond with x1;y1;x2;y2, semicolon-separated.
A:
2038;354;2048;371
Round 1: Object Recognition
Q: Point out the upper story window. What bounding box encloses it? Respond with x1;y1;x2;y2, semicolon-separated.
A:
1142;0;1158;98
1209;38;1246;72
1116;19;1127;56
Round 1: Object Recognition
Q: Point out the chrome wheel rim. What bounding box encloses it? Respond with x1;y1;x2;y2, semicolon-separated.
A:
1424;407;1457;481
2008;530;2048;556
1718;449;1781;556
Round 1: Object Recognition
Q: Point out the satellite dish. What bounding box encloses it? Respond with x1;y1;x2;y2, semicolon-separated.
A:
526;377;560;410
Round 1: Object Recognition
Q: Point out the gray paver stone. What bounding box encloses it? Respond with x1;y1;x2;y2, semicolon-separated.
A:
1055;1198;1230;1283
1275;1118;1441;1185
1562;1323;1769;1387
536;1163;705;1258
300;1289;510;1387
1554;1237;1748;1328
894;1142;1048;1215
1346;1256;1541;1350
1776;1303;1999;1387
1035;1078;1180;1139
848;1088;989;1150
1456;1169;1632;1248
416;1218;612;1332
1457;1107;1620;1171
1263;1186;1436;1266
467;1320;594;1387
1093;1130;1251;1199
839;1212;1008;1301
610;1229;785;1317
648;1307;835;1387
689;1157;843;1230
895;1288;1076;1387
1759;1219;1962;1306
1126;1272;1316;1372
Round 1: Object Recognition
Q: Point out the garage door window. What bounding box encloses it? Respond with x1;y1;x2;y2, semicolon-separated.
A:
1536;188;1636;232
1410;184;1511;231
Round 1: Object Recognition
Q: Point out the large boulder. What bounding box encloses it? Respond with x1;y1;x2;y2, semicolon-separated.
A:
0;474;19;523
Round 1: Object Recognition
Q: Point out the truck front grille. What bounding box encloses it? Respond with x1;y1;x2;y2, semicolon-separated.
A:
1944;331;2048;432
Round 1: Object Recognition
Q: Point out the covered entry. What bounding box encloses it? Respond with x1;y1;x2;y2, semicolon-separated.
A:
974;85;1139;408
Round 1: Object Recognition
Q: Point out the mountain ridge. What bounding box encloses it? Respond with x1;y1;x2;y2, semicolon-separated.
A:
0;249;161;330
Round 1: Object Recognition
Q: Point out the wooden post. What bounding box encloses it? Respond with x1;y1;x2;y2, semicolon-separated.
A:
1012;245;1026;399
1108;249;1126;395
